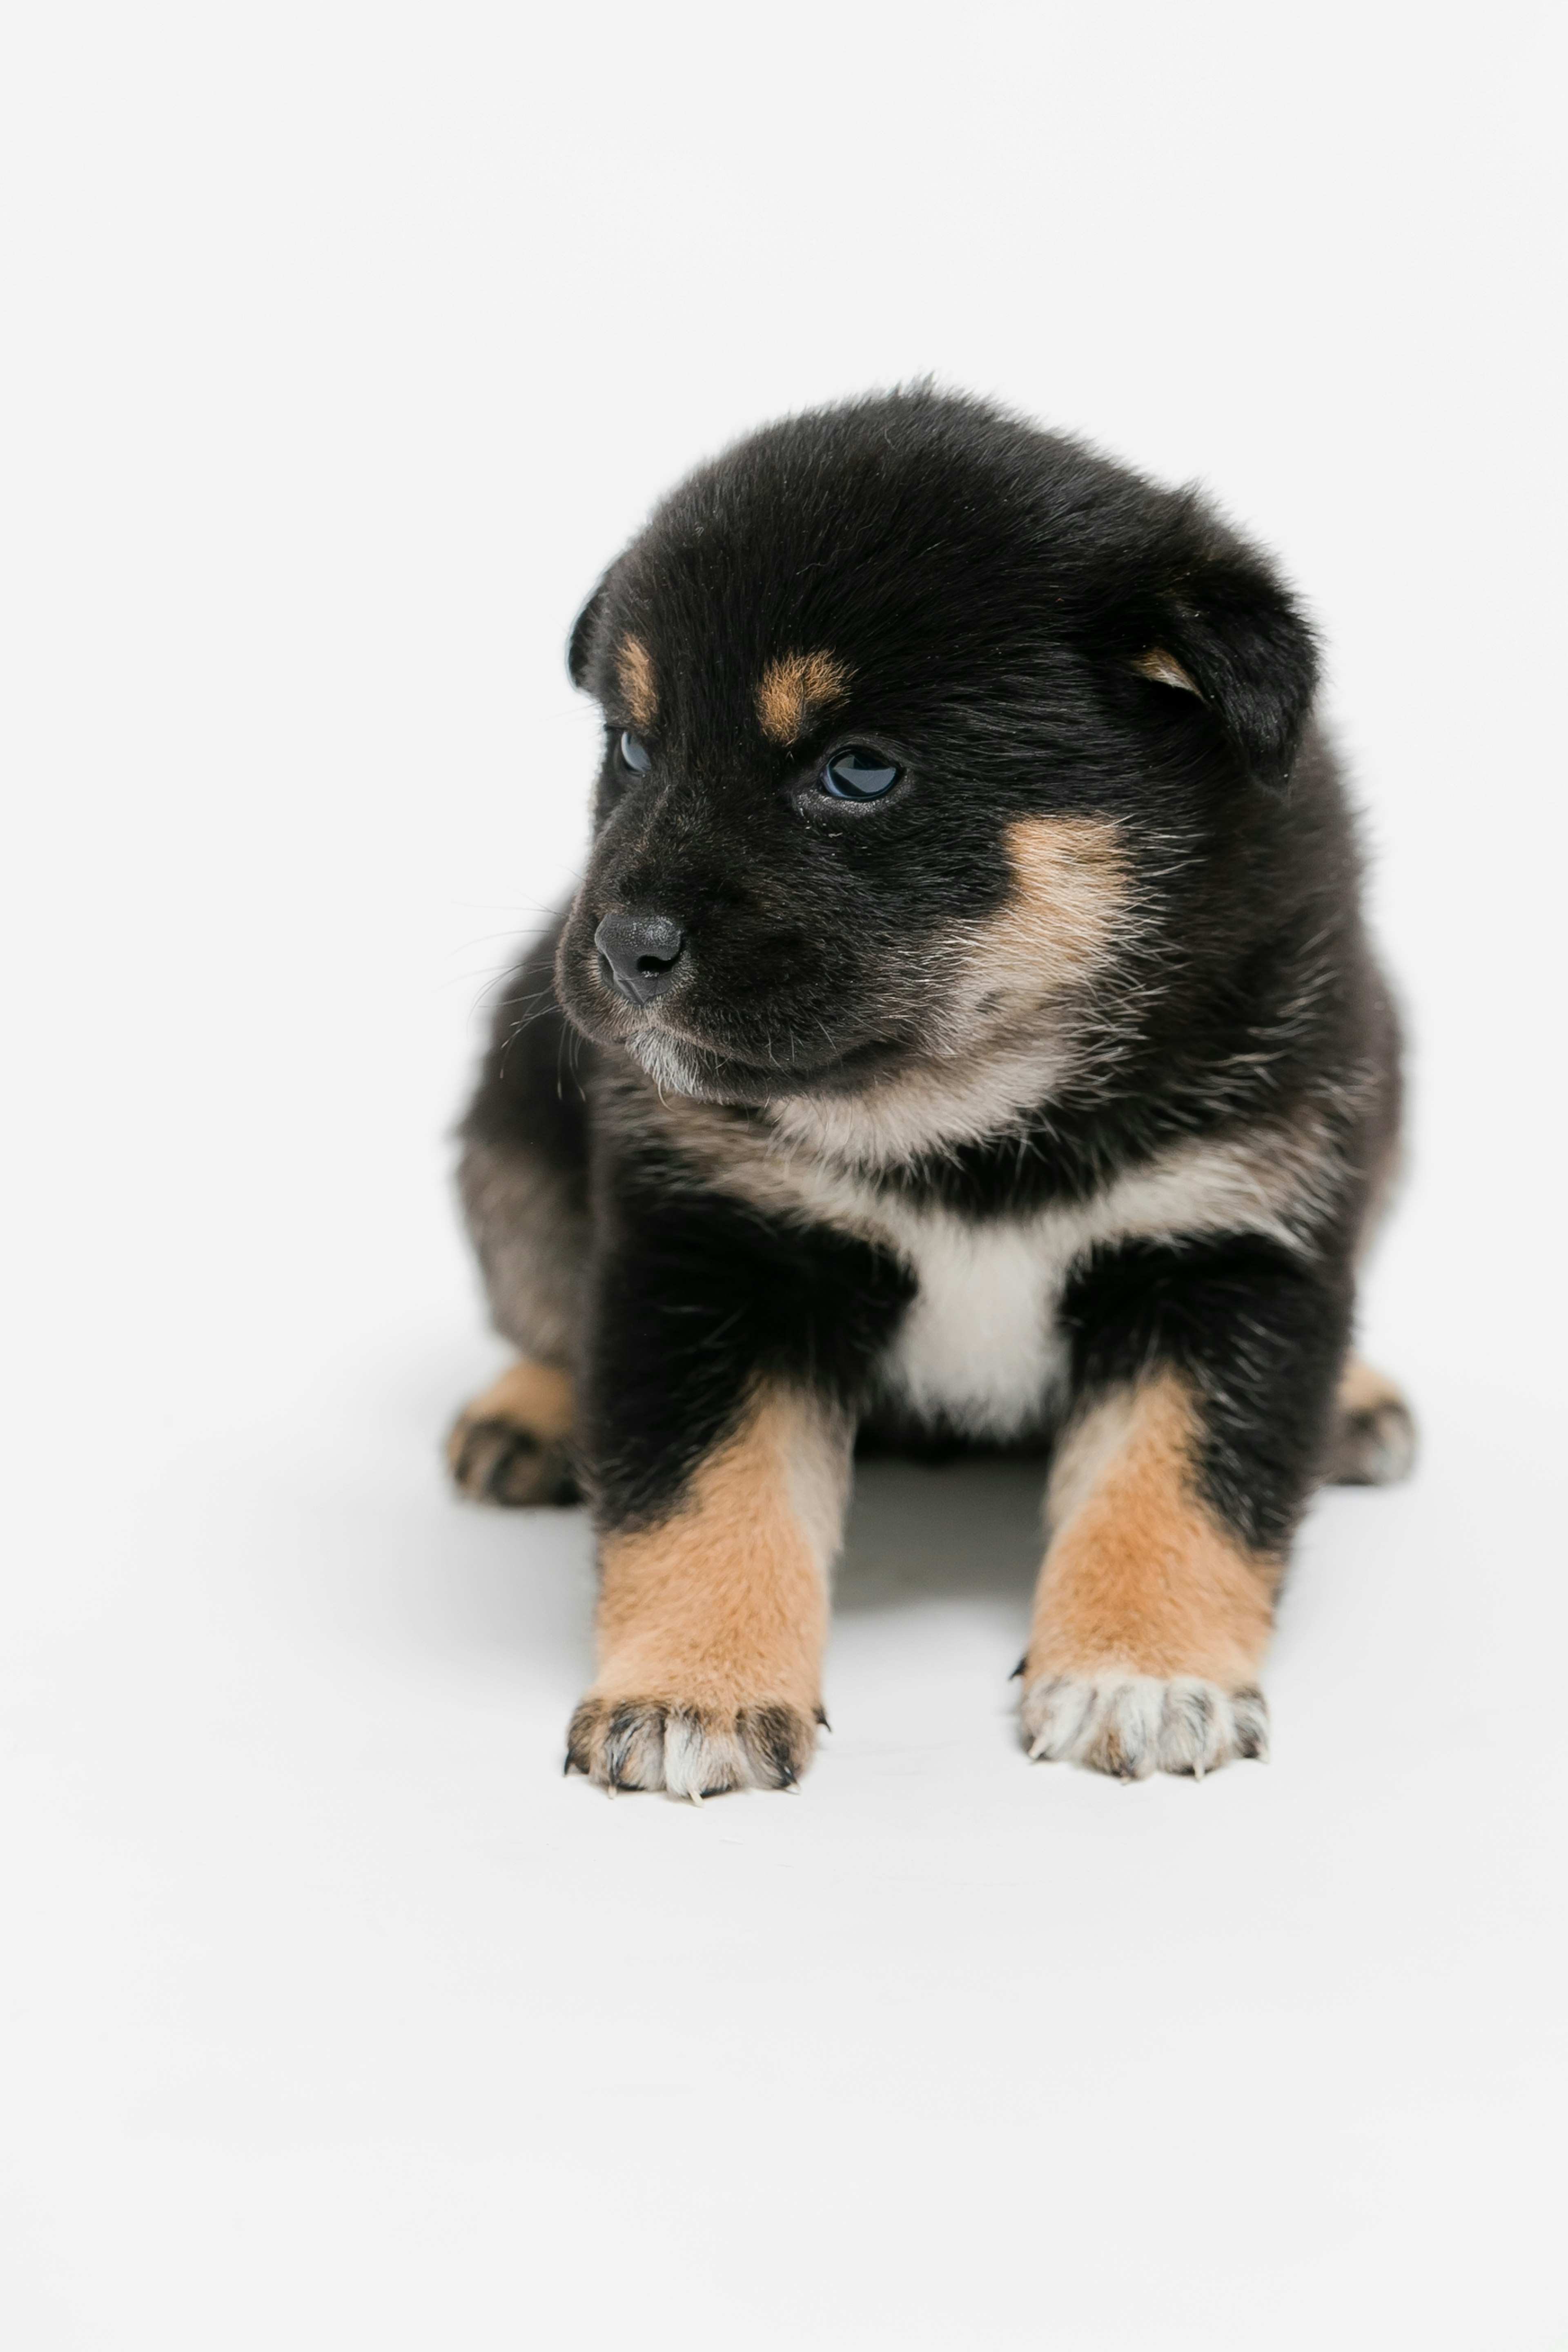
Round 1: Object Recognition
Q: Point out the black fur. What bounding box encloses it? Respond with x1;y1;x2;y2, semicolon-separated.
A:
584;1153;913;1527
1060;1235;1355;1552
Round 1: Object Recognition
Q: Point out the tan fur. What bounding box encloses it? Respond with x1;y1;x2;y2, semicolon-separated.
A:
446;1357;578;1506
457;1358;575;1445
755;649;853;744
616;634;658;729
589;1385;849;1716
1132;647;1203;696
1028;1372;1276;1685
1335;1352;1402;1421
995;815;1129;992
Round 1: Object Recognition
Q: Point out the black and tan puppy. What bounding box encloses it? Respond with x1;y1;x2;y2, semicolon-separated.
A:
449;388;1413;1796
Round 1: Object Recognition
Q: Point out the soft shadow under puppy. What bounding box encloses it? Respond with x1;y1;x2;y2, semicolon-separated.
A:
835;1456;1046;1616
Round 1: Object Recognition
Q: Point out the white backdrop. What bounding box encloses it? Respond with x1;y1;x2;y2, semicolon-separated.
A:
3;3;1565;2345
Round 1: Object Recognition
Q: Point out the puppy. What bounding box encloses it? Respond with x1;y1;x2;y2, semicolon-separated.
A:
449;388;1413;1795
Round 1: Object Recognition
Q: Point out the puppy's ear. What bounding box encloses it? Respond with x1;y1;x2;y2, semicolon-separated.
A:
567;577;611;690
1127;543;1319;789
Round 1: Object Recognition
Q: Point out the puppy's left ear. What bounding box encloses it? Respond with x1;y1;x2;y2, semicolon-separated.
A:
1127;543;1319;790
567;574;613;690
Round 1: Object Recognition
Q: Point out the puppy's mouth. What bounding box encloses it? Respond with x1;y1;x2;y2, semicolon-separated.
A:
621;1016;913;1104
558;920;924;1102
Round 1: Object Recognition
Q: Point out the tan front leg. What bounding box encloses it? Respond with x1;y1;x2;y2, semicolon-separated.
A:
566;1386;851;1800
1021;1372;1278;1778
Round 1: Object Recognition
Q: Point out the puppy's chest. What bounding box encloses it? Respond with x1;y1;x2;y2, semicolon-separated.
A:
659;1089;1325;1434
875;1207;1076;1439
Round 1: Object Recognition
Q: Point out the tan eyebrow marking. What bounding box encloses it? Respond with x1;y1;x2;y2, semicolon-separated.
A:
755;650;854;745
616;635;659;730
1132;647;1203;697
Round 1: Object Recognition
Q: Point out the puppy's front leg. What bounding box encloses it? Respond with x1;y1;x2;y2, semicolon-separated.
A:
566;1384;852;1798
1022;1240;1351;1778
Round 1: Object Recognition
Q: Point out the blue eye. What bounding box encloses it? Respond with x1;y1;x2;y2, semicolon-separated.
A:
619;731;652;773
821;746;901;800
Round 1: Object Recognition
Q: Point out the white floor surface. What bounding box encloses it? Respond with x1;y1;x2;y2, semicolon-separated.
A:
7;1316;1565;2346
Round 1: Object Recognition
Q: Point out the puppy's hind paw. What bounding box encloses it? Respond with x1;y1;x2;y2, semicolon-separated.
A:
1324;1356;1417;1487
564;1694;818;1801
445;1360;578;1508
1020;1673;1269;1781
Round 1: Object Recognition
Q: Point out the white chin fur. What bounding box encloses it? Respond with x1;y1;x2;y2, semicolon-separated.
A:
624;1027;711;1096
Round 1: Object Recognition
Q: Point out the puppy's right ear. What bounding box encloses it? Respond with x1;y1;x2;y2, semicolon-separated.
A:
567;578;610;690
1116;508;1319;790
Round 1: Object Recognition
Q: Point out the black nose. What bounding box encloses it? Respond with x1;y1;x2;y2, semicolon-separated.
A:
594;911;687;1005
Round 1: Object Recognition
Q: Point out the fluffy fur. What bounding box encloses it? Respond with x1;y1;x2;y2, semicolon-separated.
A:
449;387;1411;1795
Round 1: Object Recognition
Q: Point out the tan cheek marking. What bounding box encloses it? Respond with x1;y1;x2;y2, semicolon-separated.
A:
1133;647;1203;696
995;815;1129;990
755;649;853;745
616;634;659;730
591;1388;849;1713
1028;1372;1277;1685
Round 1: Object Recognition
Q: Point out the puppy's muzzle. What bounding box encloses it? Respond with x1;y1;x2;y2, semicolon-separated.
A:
594;911;687;1006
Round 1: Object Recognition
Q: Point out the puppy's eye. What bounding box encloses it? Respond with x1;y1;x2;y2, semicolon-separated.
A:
619;731;653;773
821;747;901;800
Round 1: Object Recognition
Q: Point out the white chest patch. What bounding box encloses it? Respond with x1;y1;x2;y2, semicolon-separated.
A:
639;1074;1334;1445
879;1210;1074;1438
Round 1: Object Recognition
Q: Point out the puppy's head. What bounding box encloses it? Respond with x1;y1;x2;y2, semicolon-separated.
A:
555;390;1316;1121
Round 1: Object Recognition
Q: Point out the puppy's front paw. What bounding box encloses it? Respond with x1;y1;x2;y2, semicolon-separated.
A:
1020;1673;1268;1780
565;1693;819;1800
